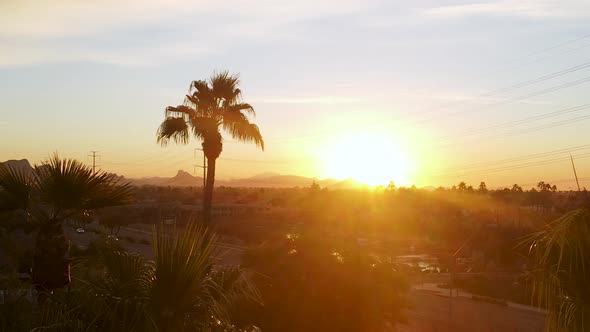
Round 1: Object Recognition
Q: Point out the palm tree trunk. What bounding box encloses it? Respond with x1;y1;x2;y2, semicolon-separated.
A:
32;220;70;297
203;157;216;225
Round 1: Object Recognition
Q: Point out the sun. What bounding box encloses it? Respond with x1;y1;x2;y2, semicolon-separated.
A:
322;132;411;186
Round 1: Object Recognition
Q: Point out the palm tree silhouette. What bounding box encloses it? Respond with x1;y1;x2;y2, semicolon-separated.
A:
0;154;132;293
157;71;264;224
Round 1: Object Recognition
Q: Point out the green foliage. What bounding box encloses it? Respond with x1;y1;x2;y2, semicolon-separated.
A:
528;209;590;331
0;154;134;292
36;223;260;332
243;226;409;331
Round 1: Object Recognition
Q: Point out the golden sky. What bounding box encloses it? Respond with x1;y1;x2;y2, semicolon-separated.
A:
2;0;590;189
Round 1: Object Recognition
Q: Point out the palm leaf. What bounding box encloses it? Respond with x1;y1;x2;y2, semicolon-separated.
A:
0;163;34;211
527;209;590;331
210;71;241;104
150;222;218;328
34;154;133;215
157;117;189;146
221;112;264;150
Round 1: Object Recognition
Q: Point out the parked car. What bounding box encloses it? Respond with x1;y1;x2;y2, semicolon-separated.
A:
76;228;85;233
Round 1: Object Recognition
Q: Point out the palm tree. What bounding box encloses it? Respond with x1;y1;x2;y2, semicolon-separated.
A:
0;154;132;293
527;209;590;331
157;71;264;225
38;223;261;331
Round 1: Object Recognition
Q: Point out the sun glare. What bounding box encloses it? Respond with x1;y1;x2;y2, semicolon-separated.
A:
323;132;411;186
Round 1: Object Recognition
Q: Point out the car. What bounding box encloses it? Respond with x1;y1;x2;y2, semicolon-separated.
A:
76;227;85;233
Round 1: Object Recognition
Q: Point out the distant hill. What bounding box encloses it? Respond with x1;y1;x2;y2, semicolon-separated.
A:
130;171;361;189
0;159;33;173
131;170;204;187
0;159;361;189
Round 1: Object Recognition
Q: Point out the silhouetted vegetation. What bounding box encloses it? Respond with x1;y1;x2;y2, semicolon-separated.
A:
0;154;132;293
157;71;264;225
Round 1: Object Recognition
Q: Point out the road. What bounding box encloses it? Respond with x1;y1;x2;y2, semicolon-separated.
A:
399;288;546;332
65;223;245;265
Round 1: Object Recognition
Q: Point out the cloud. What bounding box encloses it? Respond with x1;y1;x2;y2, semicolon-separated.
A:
423;0;590;20
249;96;364;105
0;0;372;66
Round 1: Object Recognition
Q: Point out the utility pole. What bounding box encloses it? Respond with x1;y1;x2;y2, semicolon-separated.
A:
570;154;581;191
194;148;207;223
89;151;100;175
194;148;206;188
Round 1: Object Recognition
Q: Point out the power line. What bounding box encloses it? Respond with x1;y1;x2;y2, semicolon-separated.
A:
432;144;590;173
431;103;590;143
415;76;590;127
409;60;590;121
255;75;590;146
525;32;590;58
430;113;590;150
429;152;590;180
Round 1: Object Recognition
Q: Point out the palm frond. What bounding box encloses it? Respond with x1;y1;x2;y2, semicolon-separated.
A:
150;222;217;324
84;173;134;210
0;163;34;211
227;102;255;116
528;209;590;331
34;154;133;214
34;154;93;213
186;80;215;116
164;105;194;119
221;112;264;150
210;71;241;104
156;117;190;146
209;265;263;318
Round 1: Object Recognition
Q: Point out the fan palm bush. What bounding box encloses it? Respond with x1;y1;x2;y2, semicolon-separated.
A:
528;209;590;331
0;154;133;292
37;223;260;332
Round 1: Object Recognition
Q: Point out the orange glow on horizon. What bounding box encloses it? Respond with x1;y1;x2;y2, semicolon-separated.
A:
321;131;414;187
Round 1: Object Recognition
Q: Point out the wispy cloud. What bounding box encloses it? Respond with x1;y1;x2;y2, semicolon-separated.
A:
424;0;590;20
250;96;364;105
0;0;372;66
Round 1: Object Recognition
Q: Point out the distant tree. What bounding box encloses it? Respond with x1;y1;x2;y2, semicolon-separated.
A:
157;72;264;225
478;181;488;194
537;181;556;192
310;180;320;192
457;182;467;191
387;181;396;191
467;185;474;193
511;184;523;192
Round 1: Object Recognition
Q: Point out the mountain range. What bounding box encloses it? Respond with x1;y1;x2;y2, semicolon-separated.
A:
1;159;362;189
132;170;363;188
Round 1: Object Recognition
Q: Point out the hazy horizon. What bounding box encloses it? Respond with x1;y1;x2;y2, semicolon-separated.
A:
2;0;590;189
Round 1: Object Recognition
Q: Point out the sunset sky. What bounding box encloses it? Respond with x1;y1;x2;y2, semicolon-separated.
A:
2;0;590;188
